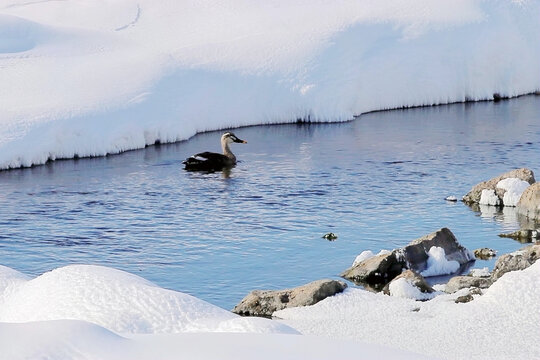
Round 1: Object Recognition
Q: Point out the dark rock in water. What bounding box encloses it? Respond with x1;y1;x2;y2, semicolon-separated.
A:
474;248;497;260
445;276;493;293
382;270;434;297
498;229;539;242
340;252;405;289
322;232;338;241
341;228;473;288
399;227;474;273
455;294;474;304
232;279;347;317
462;168;535;205
491;244;540;281
517;183;540;221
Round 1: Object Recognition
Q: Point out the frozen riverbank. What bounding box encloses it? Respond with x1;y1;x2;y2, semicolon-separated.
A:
0;260;538;359
2;0;540;169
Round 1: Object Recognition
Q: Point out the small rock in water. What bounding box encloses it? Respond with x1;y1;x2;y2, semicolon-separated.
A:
445;196;458;202
322;232;338;241
499;229;539;242
474;248;497;260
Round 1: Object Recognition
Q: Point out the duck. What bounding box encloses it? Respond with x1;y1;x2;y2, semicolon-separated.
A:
183;132;247;171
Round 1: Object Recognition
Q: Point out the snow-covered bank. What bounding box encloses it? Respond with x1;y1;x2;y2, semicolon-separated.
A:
1;262;539;359
1;0;540;169
0;264;433;359
276;260;540;360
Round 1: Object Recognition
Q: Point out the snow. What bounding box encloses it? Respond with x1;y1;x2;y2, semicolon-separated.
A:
479;189;501;206
0;264;296;335
0;264;432;360
1;0;540;169
0;321;434;360
1;262;539;359
277;260;540;360
352;249;391;266
387;278;436;301
496;178;530;207
420;247;461;277
469;267;490;277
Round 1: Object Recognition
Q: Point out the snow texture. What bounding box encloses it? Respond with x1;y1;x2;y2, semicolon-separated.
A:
352;249;390;266
387;278;436;301
420;247;460;277
0;264;433;360
479;189;501;206
496;178;530;207
470;267;490;277
1;0;540;169
277;261;540;360
0;265;297;335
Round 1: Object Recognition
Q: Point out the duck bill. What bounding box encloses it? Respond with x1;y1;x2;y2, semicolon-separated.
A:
235;138;247;144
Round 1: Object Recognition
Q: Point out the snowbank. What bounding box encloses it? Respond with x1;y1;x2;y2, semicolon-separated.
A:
0;321;434;360
0;265;296;334
0;264;433;359
1;0;540;169
277;261;540;360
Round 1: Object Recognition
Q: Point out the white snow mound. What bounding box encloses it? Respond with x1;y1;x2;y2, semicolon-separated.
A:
0;265;297;335
496;178;530;206
387;278;435;301
420;247;460;277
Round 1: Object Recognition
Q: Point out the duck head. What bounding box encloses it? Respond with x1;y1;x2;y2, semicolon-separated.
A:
222;132;247;144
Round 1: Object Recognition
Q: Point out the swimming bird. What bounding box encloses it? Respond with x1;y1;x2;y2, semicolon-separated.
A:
183;132;247;171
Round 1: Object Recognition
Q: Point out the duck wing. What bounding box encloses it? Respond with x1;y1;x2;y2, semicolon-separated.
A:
183;152;231;171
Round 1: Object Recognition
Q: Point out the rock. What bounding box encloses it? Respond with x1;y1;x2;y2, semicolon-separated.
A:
491;244;540;281
382;270;434;296
445;276;493;293
322;232;337;241
474;248;497;260
454;294;474;304
232;279;347;317
462;168;535;205
341;252;405;289
342;228;473;288
398;228;474;273
517;183;540;220
498;229;539;242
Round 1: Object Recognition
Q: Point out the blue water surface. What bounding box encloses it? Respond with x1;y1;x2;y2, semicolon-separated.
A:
0;95;539;309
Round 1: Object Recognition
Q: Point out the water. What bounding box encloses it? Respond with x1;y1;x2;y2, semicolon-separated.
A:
1;96;539;309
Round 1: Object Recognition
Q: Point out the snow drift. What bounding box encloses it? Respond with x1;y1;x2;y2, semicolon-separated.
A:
1;0;539;169
0;264;434;359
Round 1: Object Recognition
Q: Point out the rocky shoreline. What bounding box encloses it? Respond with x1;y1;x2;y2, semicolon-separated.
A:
233;168;540;316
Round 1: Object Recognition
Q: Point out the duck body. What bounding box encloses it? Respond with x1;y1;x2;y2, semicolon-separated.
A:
183;132;247;171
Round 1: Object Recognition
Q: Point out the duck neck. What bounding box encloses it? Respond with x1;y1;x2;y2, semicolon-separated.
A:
222;140;236;162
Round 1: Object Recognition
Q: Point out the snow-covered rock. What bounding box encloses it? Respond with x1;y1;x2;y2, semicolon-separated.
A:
496;178;531;207
382;270;435;301
342;228;473;287
491;244;540;281
462;168;535;205
277;261;540;360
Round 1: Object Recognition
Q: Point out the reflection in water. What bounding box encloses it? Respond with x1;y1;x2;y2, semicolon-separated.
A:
473;203;539;233
0;95;540;309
